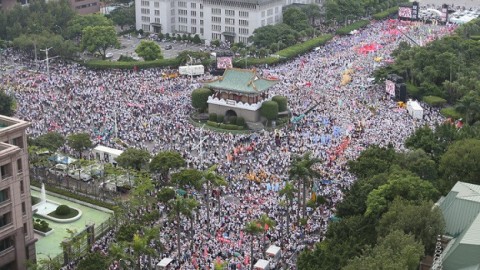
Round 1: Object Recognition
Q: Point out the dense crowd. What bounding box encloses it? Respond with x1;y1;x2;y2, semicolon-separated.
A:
1;19;456;269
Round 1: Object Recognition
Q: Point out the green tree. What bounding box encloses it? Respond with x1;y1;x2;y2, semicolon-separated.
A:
149;150;185;180
244;221;263;270
347;145;398;180
398;149;438;182
0;91;14;116
169;196;199;257
67;133;92;159
116;148;151;171
365;169;439;217
260;101;279;125
157;187;176;203
65;13;113;40
272;95;288;112
192;34;202;44
283;7;310;32
191;87;213;113
456;90;480;125
301;4;321;26
289;152;321;220
342;230;424;270
279;182;297;236
81;25;119;60
257;214;276;256
76;252;110;270
377;199;444;254
109;6;135;30
135;40;163;61
31;132;65;152
439;139;480;191
202;165;227;232
171;168;202;190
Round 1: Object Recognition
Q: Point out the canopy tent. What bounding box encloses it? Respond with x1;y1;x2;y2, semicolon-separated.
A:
48;154;77;165
254;259;270;270
157;258;173;268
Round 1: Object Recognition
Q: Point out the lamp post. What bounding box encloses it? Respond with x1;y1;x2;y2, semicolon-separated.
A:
187;54;193;81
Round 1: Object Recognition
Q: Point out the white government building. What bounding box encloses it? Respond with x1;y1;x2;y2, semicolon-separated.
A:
135;0;324;44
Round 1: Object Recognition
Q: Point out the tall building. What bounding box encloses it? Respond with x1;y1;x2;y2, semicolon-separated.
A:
135;0;324;44
0;115;36;270
0;0;27;11
69;0;100;15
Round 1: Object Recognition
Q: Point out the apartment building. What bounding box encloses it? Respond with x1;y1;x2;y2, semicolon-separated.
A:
0;0;27;11
135;0;324;44
69;0;100;15
0;116;36;270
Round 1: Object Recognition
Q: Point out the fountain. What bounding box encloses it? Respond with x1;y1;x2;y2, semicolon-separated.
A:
32;183;83;223
41;183;47;204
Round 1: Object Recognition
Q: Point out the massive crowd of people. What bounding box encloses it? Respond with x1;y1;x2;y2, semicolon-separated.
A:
1;19;456;269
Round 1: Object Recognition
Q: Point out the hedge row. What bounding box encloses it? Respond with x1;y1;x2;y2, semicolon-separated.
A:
234;34;333;68
82;58;181;70
31;181;115;210
440;107;462;119
336;20;370;35
206;120;244;130
423;95;447;107
373;7;399;20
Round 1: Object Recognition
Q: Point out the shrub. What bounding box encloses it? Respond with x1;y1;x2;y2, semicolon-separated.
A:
423;96;447;107
33;219;51;232
441;107;462;119
236;116;245;126
83;58;180;70
206;120;219;127
225;124;238;130
217;114;225;123
260;101;279;122
407;82;421;99
118;55;137;62
373;7;399;20
272;95;288;112
191;88;213;112
229;116;237;124
336;20;370;35
209;113;217;122
55;205;71;216
219;123;226;129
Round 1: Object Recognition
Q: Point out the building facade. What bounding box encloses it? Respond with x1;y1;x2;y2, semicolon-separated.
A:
69;0;100;15
0;116;36;270
135;0;324;44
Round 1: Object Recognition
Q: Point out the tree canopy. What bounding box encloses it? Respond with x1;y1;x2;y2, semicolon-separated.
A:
135;40;163;61
116;148;151;171
66;133;92;159
0;91;14;116
81;25;119;60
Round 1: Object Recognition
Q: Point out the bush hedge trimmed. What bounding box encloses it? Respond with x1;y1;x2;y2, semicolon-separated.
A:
261;101;279;122
209;113;217;121
236;116;245;126
440;107;462;119
233;34;333;68
55;205;71;216
217;114;224;123
272;95;288;112
191;88;213;112
33;219;51;232
423;96;447;107
82;58;181;70
373;7;399;20
207;120;219;127
336;20;370;35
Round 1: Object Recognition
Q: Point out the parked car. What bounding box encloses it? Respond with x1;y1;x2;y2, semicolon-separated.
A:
48;164;68;177
164;45;173;50
68;169;92;182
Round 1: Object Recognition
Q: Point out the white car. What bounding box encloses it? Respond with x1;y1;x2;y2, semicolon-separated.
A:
48;164;68;177
68;169;92;182
105;52;114;58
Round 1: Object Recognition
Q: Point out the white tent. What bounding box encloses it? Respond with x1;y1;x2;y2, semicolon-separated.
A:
407;100;423;120
156;258;173;269
254;259;270;270
266;245;281;261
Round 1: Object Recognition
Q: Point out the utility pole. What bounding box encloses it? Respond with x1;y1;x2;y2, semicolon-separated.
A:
40;47;53;77
187;54;194;81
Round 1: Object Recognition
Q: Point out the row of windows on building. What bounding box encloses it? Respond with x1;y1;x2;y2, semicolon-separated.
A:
75;2;96;9
138;1;249;18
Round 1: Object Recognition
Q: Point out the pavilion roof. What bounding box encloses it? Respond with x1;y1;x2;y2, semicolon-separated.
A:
204;68;278;94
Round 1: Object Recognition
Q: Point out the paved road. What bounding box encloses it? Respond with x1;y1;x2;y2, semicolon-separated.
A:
106;37;211;61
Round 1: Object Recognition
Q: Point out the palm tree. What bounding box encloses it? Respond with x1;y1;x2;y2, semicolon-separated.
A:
169;196;199;258
279;182;297;236
202;165;227;232
244;221;263;270
456;90;480;125
257;214;276;256
289;152;321;221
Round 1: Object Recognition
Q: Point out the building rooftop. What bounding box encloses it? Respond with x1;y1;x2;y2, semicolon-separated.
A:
437;182;480;270
204;68;278;95
0;115;30;133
